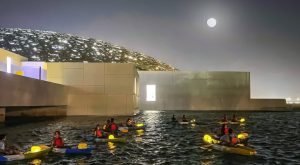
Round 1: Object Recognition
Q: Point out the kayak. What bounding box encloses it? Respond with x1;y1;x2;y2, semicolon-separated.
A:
52;147;93;155
218;121;242;125
179;121;189;125
219;118;246;125
229;121;239;125
209;143;256;156
119;123;146;131
95;137;127;143
0;145;51;162
218;121;229;125
203;134;256;156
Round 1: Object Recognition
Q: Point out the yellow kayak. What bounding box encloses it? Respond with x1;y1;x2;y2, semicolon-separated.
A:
24;145;51;159
203;134;256;156
0;145;51;162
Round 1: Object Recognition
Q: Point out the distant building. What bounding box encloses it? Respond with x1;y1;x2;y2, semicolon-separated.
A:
139;71;286;110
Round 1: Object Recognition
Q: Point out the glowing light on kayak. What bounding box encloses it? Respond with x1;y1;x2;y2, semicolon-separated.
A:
203;134;220;144
31;146;42;153
108;135;115;139
237;133;248;140
190;119;196;123
203;134;213;143
136;123;144;127
77;143;88;149
240;118;246;123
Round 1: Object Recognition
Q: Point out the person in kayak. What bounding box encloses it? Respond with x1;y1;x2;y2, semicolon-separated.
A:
231;114;238;122
126;118;135;127
182;115;188;122
110;118;118;134
222;114;228;122
171;114;177;122
52;131;64;148
220;124;229;136
94;124;104;138
103;119;111;132
220;128;240;146
0;134;20;155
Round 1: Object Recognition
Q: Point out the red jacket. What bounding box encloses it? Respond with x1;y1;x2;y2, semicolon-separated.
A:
110;122;118;132
53;137;64;148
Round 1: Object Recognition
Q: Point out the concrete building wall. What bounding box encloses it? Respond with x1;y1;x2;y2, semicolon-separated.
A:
246;99;287;110
47;63;139;116
139;71;251;110
0;71;68;106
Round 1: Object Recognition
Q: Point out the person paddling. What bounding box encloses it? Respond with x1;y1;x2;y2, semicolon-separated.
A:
0;134;20;155
222;114;228;123
231;114;238;122
110;118;118;134
126;118;135;127
171;114;177;122
52;131;64;148
103;119;111;132
94;124;104;138
220;128;239;146
220;124;229;136
182;115;188;122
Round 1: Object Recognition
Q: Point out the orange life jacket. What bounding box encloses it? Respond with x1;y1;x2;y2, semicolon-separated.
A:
231;137;238;144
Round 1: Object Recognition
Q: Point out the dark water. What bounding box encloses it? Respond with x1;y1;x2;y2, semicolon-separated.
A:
1;111;300;164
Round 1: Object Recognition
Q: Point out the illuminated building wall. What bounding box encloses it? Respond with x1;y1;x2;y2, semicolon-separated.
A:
46;63;139;116
139;71;286;110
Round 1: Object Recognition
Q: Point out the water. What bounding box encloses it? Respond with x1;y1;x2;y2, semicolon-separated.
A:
1;111;300;164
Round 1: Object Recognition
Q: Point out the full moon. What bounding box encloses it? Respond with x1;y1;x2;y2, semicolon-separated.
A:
207;18;217;28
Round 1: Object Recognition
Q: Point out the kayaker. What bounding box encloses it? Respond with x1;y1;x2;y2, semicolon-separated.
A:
94;124;104;138
110;118;118;134
103;119;111;132
182;115;188;122
0;134;20;155
228;128;239;145
220;128;239;146
220;124;229;136
231;114;238;122
126;118;135;127
221;114;228;122
171;114;177;122
52;131;64;148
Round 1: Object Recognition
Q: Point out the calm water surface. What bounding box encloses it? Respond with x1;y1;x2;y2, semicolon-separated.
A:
1;111;299;164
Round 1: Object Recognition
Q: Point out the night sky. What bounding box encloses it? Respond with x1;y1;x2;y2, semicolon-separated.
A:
0;0;299;99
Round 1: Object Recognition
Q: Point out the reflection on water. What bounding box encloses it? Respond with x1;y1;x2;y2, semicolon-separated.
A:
0;111;299;164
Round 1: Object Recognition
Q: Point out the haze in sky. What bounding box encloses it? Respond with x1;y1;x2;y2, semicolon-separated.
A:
0;0;299;99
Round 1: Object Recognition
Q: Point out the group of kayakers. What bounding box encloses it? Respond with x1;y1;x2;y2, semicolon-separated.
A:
221;114;238;123
171;114;243;147
52;117;135;148
2;114;243;156
219;114;240;146
171;114;188;122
